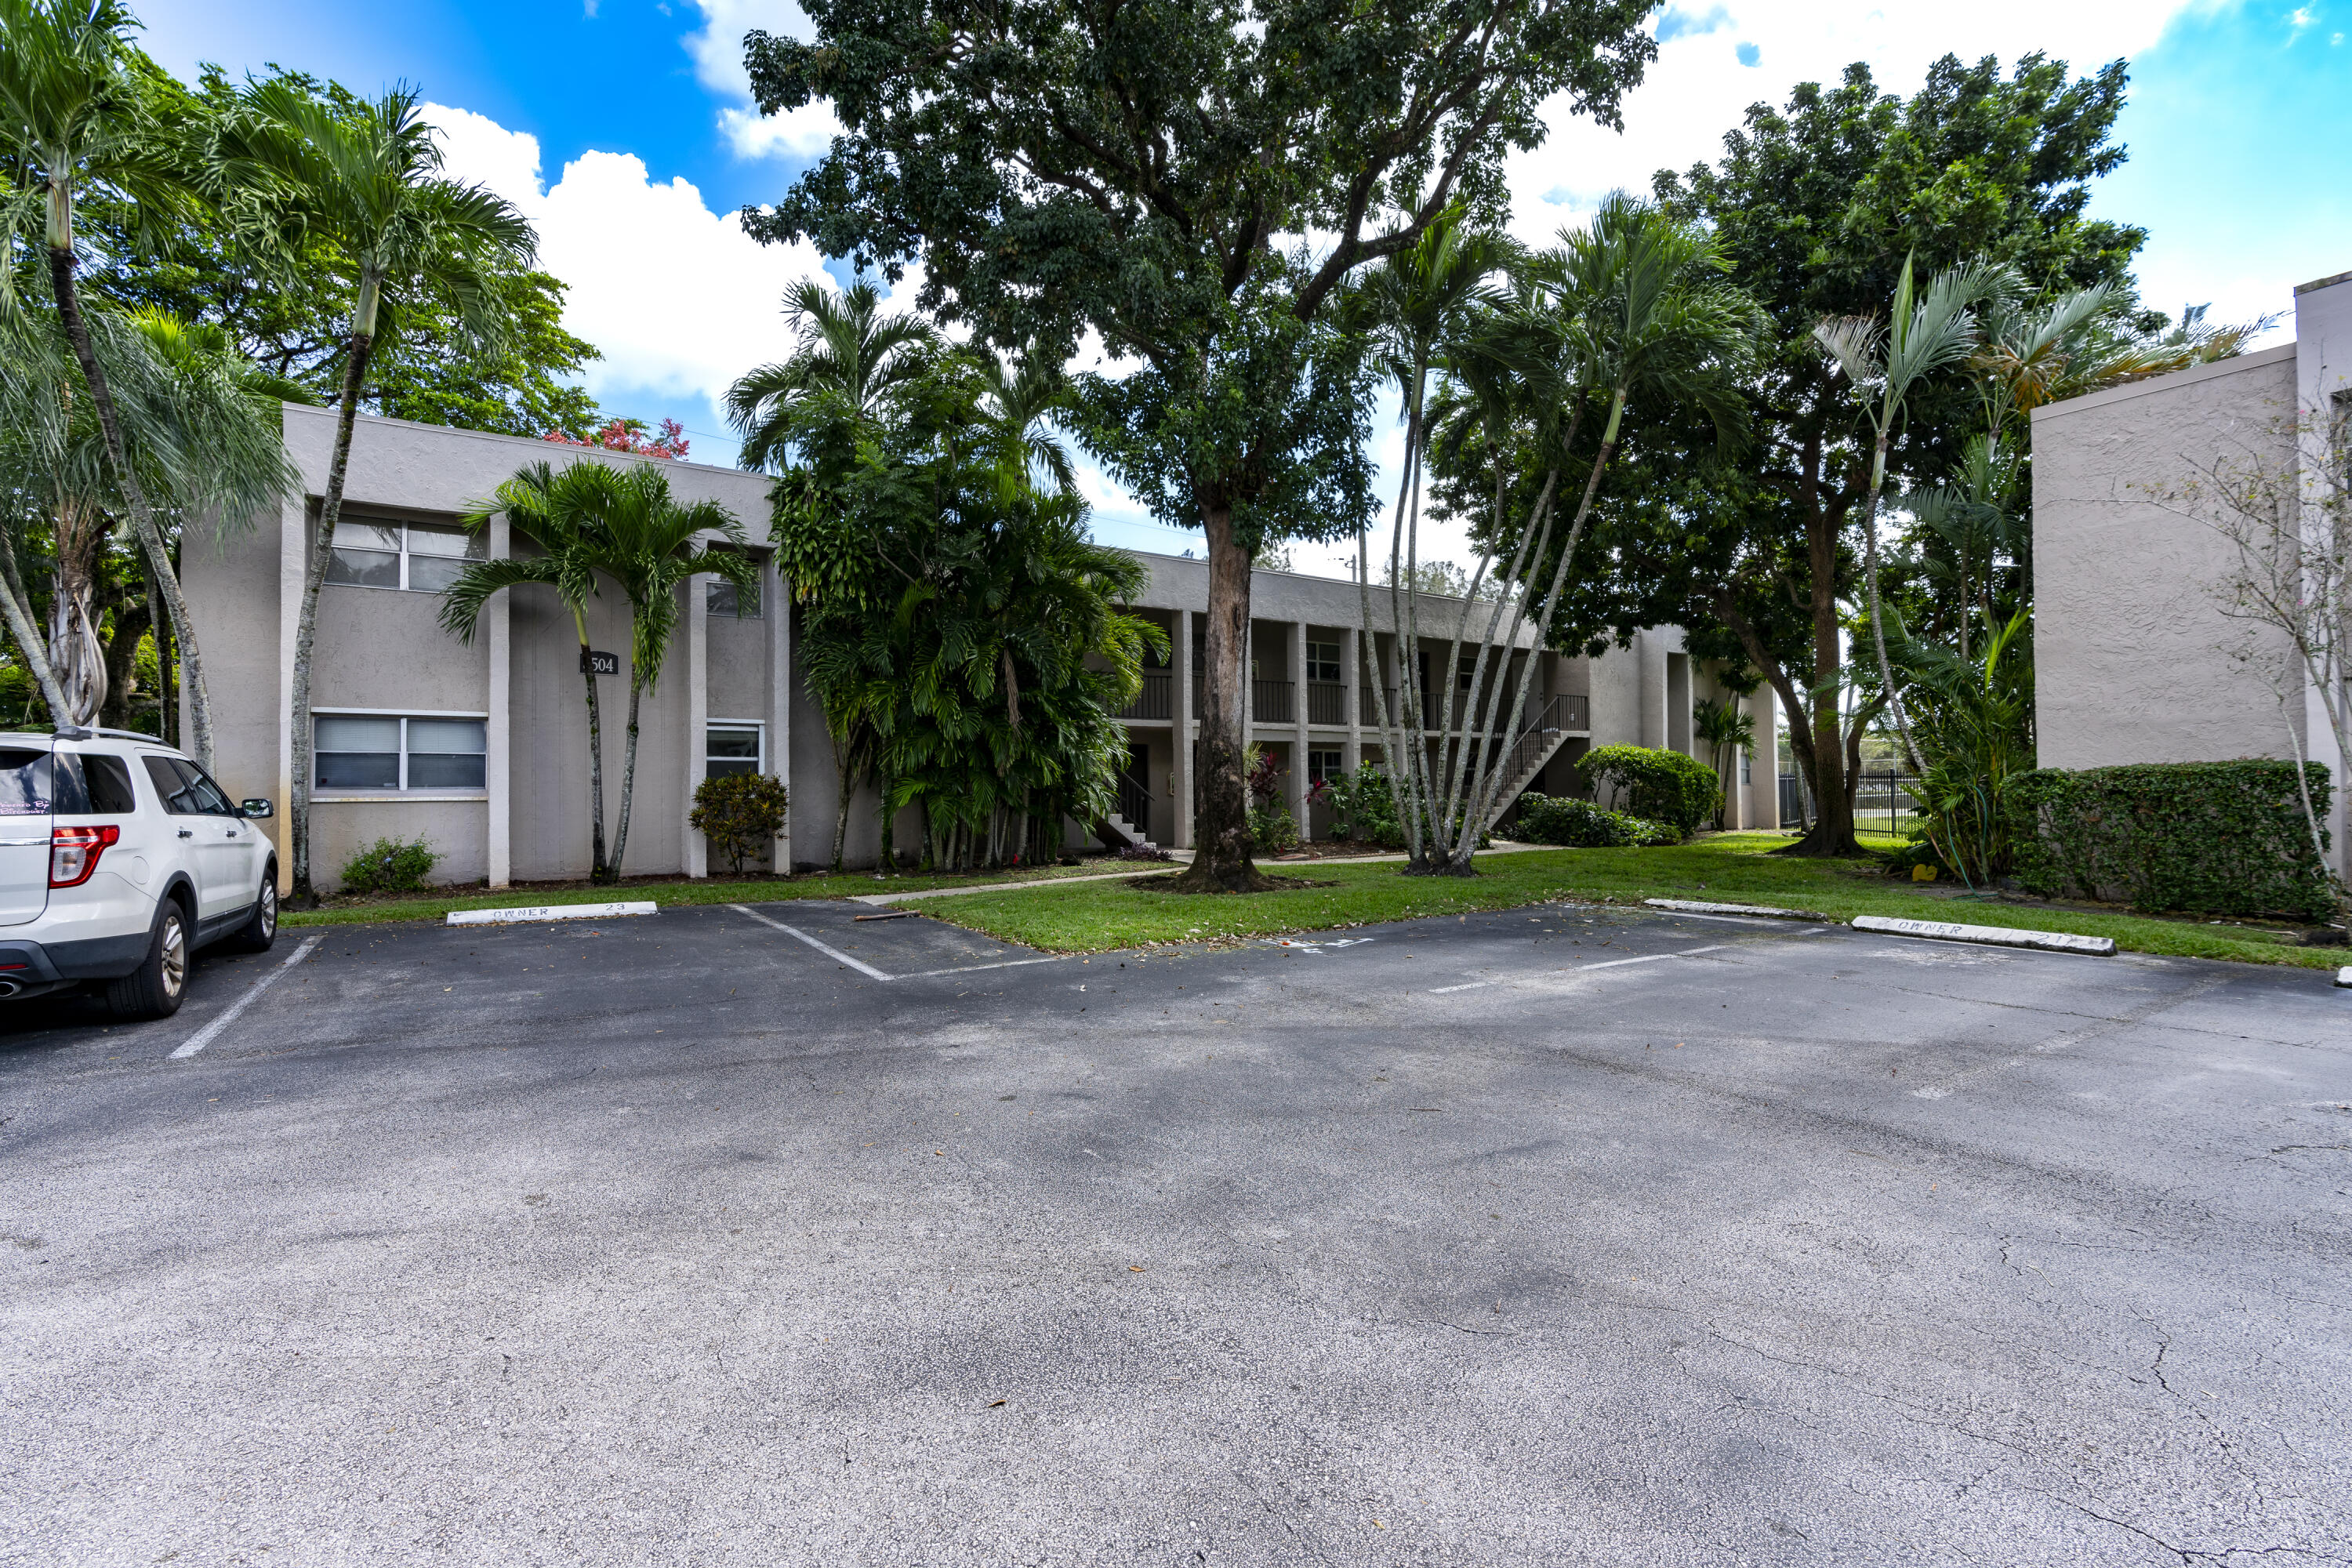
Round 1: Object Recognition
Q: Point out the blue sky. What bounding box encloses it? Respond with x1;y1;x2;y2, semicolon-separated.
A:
140;0;2352;575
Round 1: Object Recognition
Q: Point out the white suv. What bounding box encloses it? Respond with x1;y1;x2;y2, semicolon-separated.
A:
0;729;278;1019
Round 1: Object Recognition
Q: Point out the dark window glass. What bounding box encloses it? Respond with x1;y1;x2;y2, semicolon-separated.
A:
180;764;235;816
317;716;401;789
47;752;92;815
408;752;487;789
80;754;139;815
0;749;52;815
708;578;764;619
1305;641;1342;683
406;552;469;593
142;756;206;815
706;726;760;779
1307;749;1345;785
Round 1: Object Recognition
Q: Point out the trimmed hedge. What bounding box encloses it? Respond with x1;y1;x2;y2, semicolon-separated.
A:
1515;793;1679;848
1576;745;1720;836
2006;760;2336;921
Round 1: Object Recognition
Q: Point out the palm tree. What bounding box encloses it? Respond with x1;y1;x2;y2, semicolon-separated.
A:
0;308;300;726
975;350;1076;501
211;79;535;905
726;280;936;472
442;460;754;883
1814;256;2000;789
0;0;229;758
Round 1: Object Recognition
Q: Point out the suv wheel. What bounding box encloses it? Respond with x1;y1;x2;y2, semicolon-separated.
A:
227;865;279;953
105;899;190;1020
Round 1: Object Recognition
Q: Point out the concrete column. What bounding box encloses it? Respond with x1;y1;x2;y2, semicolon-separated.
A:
274;490;303;893
1290;619;1310;832
1638;630;1668;750
1343;626;1362;774
486;511;511;888
769;557;792;873
1174;610;1194;848
682;573;709;878
1748;682;1780;829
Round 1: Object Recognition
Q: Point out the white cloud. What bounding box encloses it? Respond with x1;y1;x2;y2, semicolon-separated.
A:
681;1;845;160
424;101;872;414
1506;0;2211;245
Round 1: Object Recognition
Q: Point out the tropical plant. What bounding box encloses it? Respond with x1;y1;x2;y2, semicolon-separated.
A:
690;771;790;876
725;279;935;474
1891;607;2035;884
741;0;1658;892
441;459;757;882
1690;695;1755;829
212;77;535;904
1377;194;1758;874
0;306;297;727
0;0;227;758
1813;254;2001;793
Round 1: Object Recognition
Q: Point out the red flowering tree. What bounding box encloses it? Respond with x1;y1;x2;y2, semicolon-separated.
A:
544;416;690;460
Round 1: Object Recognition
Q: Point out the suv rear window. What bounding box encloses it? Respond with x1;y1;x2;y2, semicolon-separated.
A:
75;753;139;815
0;747;54;815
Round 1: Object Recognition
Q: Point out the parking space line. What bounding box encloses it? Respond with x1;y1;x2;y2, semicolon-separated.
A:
729;905;895;980
1430;980;1492;993
897;956;1067;979
169;935;323;1060
1578;943;1728;971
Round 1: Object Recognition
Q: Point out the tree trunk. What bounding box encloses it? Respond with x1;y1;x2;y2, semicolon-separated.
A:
1172;503;1275;891
45;246;216;765
0;528;71;727
579;637;611;880
608;676;644;879
288;331;378;904
1779;501;1860;855
829;727;854;874
46;495;107;728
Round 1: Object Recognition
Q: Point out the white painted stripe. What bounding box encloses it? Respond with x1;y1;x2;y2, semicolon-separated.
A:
1577;943;1727;971
446;901;657;927
730;904;894;980
169;935;321;1060
1850;915;2114;956
1646;898;1831;920
897;955;1067;979
1645;910;1792;927
1428;980;1491;993
2336;966;2351;989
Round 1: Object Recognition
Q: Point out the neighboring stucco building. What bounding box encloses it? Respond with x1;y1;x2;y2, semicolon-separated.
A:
2033;267;2350;880
183;407;1774;890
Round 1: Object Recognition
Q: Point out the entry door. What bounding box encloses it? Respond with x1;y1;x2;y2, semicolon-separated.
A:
0;746;53;927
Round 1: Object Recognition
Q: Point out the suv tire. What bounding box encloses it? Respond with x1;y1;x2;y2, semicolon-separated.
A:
105;898;191;1021
227;863;278;953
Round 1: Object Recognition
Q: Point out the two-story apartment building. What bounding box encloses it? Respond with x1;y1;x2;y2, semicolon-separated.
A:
183;407;1775;887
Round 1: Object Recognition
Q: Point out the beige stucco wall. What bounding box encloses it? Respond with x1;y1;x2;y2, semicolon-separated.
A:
2031;345;2301;771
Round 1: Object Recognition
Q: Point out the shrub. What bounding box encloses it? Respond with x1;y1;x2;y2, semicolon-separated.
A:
1576;745;1720;836
339;835;441;895
2006;760;2334;920
691;772;790;874
1515;793;1678;848
1247;803;1301;855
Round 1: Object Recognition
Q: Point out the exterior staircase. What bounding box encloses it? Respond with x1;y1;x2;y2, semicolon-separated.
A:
1095;771;1158;851
1475;692;1582;835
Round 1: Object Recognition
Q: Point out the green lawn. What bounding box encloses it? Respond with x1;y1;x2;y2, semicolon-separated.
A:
887;833;2347;969
278;860;1115;929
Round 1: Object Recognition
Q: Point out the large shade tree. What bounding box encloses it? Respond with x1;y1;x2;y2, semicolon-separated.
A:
737;0;1657;891
1643;53;2151;855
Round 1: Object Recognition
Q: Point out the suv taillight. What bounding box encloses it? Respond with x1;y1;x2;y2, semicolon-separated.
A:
50;824;120;888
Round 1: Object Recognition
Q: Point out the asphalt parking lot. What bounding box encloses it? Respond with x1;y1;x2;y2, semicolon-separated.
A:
3;896;2348;1566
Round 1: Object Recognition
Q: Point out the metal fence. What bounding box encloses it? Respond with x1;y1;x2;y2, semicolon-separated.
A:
1780;771;1919;836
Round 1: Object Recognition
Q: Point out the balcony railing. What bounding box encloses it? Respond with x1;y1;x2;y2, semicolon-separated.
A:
1251;678;1294;724
1306;681;1346;725
1118;670;1173;721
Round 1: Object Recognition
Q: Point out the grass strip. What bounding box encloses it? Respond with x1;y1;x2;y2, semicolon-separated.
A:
280;861;1112;928
891;833;2343;970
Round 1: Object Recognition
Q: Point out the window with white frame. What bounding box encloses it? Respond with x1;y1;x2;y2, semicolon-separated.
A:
706;722;764;779
1305;641;1342;682
315;714;488;792
1307;748;1345;785
707;575;764;619
325;516;485;592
